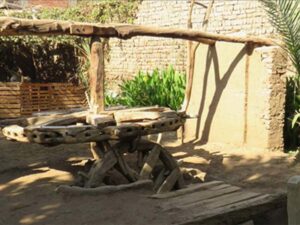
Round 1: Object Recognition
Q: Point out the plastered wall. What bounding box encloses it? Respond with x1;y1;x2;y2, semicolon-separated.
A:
184;43;287;150
104;0;287;150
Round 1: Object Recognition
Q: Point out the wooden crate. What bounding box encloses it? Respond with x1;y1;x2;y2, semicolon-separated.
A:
0;82;87;118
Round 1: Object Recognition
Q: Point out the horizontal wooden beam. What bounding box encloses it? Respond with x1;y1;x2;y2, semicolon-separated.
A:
0;17;276;46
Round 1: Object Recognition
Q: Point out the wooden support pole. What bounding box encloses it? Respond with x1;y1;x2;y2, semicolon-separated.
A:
89;36;105;113
288;176;300;225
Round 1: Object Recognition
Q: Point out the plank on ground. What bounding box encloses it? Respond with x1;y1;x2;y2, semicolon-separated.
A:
176;190;261;212
180;194;286;225
162;184;240;210
150;181;224;199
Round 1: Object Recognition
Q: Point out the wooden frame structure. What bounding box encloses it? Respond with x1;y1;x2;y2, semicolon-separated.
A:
0;16;276;113
0;16;277;194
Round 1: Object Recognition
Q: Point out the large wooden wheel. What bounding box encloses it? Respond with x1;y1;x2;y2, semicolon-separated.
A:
1;107;186;194
80;139;184;194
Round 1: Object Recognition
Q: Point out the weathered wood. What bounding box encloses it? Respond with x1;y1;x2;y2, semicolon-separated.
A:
89;36;105;113
157;168;180;194
159;147;178;170
0;17;277;46
2;116;183;144
102;141;138;182
177;191;261;211
180;194;286;225
150;181;224;199
153;168;167;191
85;150;117;188
86;114;115;127
162;184;240;211
139;145;161;180
56;180;153;195
114;111;178;123
90;142;105;160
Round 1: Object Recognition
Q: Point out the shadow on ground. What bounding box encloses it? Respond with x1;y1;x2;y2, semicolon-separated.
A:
0;135;296;225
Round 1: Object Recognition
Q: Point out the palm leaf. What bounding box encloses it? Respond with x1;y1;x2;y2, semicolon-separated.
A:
261;0;300;75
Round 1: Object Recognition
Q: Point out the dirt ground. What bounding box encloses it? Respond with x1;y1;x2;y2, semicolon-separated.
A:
1;133;299;225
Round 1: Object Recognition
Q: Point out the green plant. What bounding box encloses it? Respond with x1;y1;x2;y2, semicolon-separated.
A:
75;39;91;90
0;0;140;82
106;66;186;110
261;0;300;148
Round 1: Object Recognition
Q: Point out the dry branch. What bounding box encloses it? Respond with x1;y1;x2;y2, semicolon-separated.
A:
56;180;153;195
0;17;276;45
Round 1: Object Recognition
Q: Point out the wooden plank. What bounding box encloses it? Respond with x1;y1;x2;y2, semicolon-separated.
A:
0;113;20;118
180;194;286;225
150;181;224;199
140;145;161;179
0;86;20;91
0;90;20;95
177;191;261;211
89;36;105;113
0;95;21;100
0;103;21;108
0;99;21;104
162;184;241;211
0;109;21;113
114;111;178;123
0;82;20;87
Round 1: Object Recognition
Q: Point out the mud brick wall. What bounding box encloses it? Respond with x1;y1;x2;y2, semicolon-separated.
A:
105;0;276;91
105;0;289;150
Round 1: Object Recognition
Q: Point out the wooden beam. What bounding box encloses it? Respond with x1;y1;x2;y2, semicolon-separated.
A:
182;0;215;112
0;17;276;46
89;36;105;113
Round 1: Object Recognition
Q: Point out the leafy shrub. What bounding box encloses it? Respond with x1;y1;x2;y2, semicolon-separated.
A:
106;66;186;110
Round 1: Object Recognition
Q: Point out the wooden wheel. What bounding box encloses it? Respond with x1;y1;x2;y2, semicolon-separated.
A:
82;139;184;194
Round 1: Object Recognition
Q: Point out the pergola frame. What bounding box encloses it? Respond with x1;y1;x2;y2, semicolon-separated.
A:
0;16;279;194
0;16;277;113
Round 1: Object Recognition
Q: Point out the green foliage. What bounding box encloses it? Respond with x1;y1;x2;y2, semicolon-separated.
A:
261;0;300;148
0;0;140;82
105;66;186;111
75;39;91;90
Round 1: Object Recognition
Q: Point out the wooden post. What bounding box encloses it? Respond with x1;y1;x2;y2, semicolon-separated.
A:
89;36;105;160
89;36;105;113
288;176;300;225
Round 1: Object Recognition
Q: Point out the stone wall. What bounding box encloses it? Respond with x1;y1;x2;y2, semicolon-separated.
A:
105;0;277;91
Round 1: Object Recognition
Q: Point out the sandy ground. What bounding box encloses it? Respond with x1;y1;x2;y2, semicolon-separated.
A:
0;134;299;225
